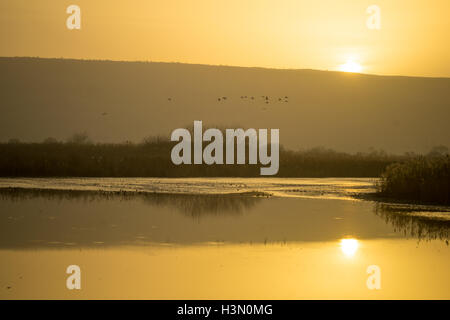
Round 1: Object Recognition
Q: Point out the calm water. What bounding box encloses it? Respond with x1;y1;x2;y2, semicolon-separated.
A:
0;178;448;299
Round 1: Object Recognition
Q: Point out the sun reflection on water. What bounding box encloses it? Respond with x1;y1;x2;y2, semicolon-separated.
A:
340;238;359;257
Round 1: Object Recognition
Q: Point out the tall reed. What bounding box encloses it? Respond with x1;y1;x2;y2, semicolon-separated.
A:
377;156;450;205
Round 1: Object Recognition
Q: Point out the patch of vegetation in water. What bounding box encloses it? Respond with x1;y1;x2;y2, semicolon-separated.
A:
376;155;449;205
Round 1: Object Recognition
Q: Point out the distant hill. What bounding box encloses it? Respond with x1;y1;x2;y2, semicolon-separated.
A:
0;57;449;153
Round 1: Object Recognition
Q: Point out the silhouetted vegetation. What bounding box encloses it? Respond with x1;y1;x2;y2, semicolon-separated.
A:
0;136;407;177
377;155;450;205
374;203;449;243
279;147;399;177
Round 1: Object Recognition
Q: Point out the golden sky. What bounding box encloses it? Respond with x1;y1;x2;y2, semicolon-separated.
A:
1;0;449;77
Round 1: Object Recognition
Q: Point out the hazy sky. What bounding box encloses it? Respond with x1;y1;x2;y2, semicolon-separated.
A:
1;0;449;77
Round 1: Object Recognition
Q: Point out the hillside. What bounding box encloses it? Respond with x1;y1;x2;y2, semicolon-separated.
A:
0;57;449;153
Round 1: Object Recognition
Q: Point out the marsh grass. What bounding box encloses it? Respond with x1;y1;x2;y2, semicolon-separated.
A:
377;156;450;205
0;139;405;177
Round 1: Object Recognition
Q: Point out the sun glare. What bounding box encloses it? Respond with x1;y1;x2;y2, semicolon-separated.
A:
340;238;359;257
339;60;363;73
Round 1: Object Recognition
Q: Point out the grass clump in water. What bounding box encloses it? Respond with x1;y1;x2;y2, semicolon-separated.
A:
377;155;450;205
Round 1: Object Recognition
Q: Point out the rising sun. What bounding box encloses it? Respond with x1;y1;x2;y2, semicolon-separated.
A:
339;60;363;73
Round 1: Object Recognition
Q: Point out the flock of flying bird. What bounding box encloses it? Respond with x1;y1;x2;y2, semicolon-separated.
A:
101;95;289;117
163;95;290;112
217;95;289;104
102;95;289;116
166;95;290;108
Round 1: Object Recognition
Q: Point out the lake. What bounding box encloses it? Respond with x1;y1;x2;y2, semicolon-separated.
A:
0;178;448;299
